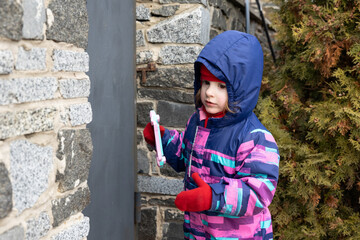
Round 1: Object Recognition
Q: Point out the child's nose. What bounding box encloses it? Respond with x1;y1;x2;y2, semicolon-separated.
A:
205;86;214;96
205;84;216;96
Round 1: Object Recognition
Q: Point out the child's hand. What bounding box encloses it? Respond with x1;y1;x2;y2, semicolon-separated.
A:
143;122;165;147
175;173;212;212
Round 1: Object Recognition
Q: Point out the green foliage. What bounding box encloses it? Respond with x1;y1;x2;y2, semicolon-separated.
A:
257;0;360;239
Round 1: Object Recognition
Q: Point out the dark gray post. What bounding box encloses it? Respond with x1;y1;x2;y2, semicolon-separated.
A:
84;0;136;239
245;0;250;33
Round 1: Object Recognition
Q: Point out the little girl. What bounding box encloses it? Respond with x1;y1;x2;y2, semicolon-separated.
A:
144;31;279;240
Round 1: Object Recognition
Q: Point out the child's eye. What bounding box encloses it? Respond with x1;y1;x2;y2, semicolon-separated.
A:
219;84;226;89
202;80;210;85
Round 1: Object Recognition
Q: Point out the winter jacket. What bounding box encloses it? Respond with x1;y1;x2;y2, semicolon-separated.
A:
161;31;279;240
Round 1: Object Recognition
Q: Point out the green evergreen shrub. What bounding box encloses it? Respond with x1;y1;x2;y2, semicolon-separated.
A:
256;0;360;239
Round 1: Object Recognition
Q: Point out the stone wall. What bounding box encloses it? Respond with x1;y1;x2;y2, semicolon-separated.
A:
136;0;275;239
0;0;92;239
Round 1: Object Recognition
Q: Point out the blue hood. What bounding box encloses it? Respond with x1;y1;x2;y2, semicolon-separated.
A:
194;31;264;127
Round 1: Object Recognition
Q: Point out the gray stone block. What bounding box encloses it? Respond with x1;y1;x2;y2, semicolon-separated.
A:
68;102;92;126
136;30;145;47
137;175;183;195
138;88;193;104
210;29;221;40
137;148;149;174
136;102;154;127
0;107;57;140
137;130;144;145
151;5;179;17
231;17;245;32
140;67;194;89
208;0;221;6
136;50;153;65
10;140;53;213
150;151;159;175
0;225;24;240
136;5;151;21
22;0;45;39
159;0;206;5
0;163;12;219
52;49;89;72
212;8;227;31
15;47;46;70
59;78;90;99
0;1;23;41
56;129;93;192
164;209;183;221
138;208;157;240
52;187;90;227
157;101;195;128
162;222;184;240
147;6;210;45
159;45;202;65
140;195;147;206
209;0;232;17
46;0;88;49
147;196;176;207
0;50;14;74
160;163;184;178
222;2;233;18
0;77;57;105
50;217;89;240
25;211;51;240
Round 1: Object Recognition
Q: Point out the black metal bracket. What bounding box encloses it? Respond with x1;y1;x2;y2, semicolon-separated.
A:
255;0;277;64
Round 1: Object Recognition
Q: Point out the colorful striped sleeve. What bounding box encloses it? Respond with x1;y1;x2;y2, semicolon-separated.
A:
209;129;279;217
161;113;195;173
161;128;186;172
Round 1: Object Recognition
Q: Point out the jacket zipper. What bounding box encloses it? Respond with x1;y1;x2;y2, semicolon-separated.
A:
188;126;198;178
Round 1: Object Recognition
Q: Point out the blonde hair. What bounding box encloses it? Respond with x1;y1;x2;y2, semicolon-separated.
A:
195;90;233;113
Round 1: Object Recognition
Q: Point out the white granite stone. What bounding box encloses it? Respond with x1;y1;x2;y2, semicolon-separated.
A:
15;47;46;71
138;175;183;195
147;6;210;45
25;211;51;240
59;78;90;99
68;102;92;126
10;140;53;213
136;5;151;21
159;45;202;65
136;50;154;64
51;217;90;240
22;0;46;39
0;77;57;105
53;50;89;72
0;108;57;140
0;50;14;74
0;225;24;240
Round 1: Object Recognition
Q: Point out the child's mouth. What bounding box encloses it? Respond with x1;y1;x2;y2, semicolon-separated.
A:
205;101;216;106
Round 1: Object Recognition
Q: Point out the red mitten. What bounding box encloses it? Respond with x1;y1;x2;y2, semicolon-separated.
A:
143;122;165;147
175;173;212;212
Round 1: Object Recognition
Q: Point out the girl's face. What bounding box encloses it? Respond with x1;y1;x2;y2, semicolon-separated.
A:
200;80;228;114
